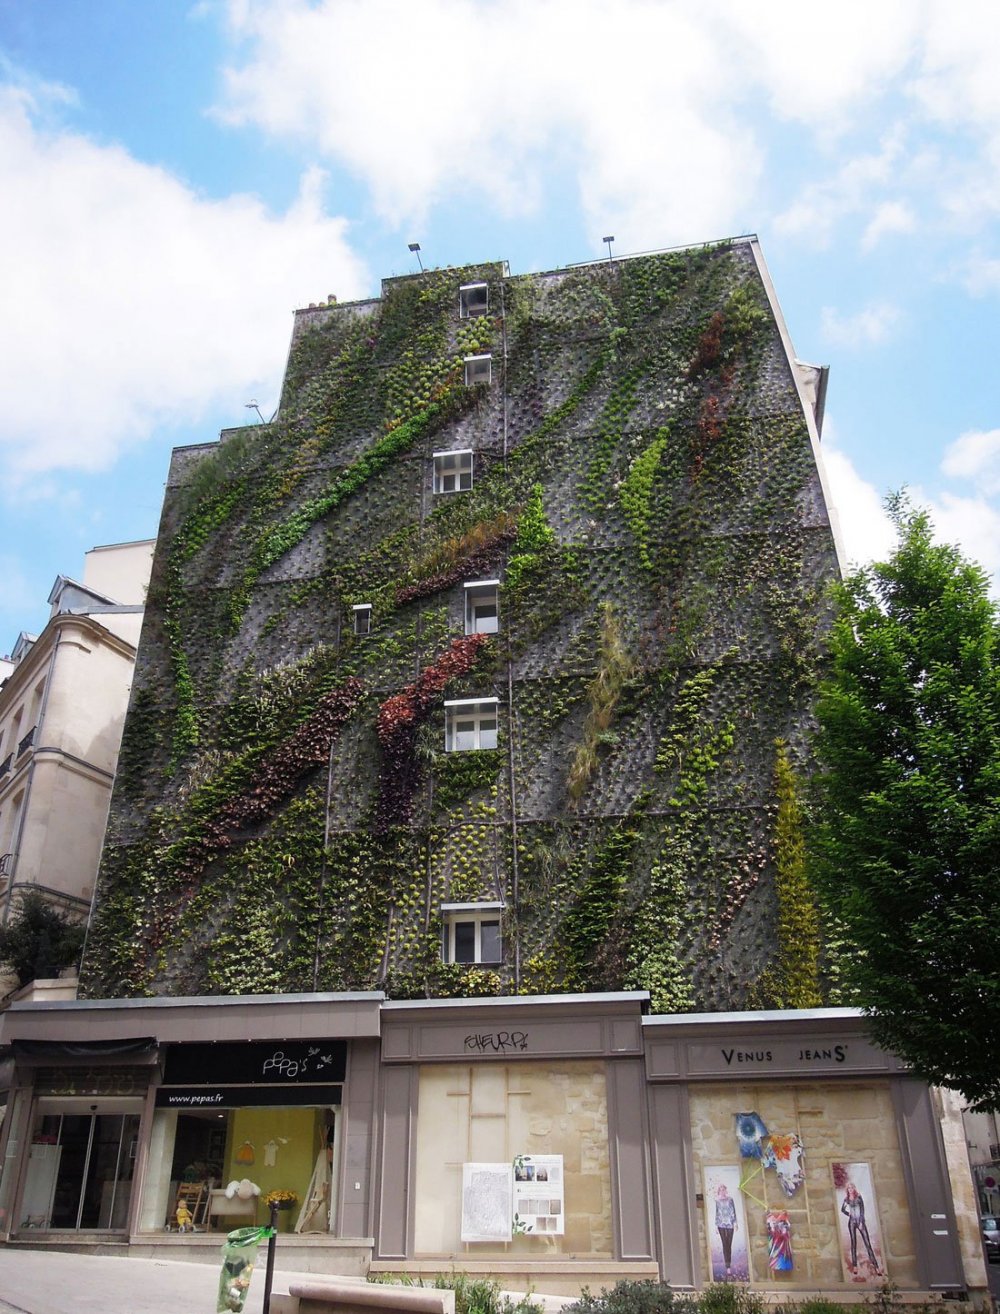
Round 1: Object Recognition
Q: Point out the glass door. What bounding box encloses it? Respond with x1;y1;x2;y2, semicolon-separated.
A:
20;1102;141;1231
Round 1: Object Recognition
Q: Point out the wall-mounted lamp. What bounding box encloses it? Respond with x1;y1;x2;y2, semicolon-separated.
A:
603;235;615;263
408;242;424;272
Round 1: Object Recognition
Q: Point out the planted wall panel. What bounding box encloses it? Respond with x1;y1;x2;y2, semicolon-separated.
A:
82;242;838;1009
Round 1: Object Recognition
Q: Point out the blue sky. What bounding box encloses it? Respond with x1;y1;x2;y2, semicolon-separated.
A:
2;0;999;646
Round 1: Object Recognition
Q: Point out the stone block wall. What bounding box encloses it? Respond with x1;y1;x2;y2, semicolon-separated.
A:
689;1081;919;1289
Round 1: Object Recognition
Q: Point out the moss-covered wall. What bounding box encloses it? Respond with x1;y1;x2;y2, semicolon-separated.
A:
82;242;837;1008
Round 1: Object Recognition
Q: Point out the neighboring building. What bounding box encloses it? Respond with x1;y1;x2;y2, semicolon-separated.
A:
82;239;842;1006
0;541;153;940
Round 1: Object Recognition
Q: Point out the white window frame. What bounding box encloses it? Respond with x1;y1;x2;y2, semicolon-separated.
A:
463;354;492;387
459;283;489;319
433;449;474;495
441;902;503;965
464;580;499;635
444;697;498;752
352;604;372;636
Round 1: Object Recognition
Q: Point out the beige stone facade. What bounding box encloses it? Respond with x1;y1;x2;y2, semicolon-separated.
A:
413;1061;612;1257
0;541;152;946
690;1081;918;1289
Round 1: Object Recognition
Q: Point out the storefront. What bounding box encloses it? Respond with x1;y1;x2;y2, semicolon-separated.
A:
0;992;381;1268
0;992;989;1301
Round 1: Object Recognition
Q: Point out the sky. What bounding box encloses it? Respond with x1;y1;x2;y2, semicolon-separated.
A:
2;0;999;646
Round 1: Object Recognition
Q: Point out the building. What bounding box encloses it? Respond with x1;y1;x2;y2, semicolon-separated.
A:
0;541;153;962
0;990;987;1298
82;238;842;1007
0;245;987;1296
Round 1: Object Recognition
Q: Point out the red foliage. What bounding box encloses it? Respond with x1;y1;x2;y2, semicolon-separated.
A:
688;310;725;376
375;634;489;827
176;677;364;888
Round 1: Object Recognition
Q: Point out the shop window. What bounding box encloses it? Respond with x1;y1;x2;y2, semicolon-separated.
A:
441;902;503;964
445;698;498;752
139;1104;340;1234
463;354;492;386
352;604;372;636
433;450;473;495
464;581;499;635
459;283;489;319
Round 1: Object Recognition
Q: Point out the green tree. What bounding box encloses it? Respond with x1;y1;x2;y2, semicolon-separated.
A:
811;501;1000;1108
0;892;86;986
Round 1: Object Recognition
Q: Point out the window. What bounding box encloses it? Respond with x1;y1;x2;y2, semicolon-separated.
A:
352;604;372;636
433;450;473;494
464;581;499;635
445;698;498;752
459;283;489;319
463;354;492;386
442;902;503;964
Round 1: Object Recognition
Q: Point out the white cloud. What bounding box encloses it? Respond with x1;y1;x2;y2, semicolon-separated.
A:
922;490;1000;591
0;80;368;481
941;428;1000;491
861;200;916;250
820;302;901;348
216;0;764;245
818;432;896;573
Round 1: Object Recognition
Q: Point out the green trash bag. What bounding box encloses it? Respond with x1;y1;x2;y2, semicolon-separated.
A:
217;1225;273;1312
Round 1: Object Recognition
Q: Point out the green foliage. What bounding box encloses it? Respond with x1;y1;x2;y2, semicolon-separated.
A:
369;1272;540;1314
565;1281;695;1314
811;500;1000;1108
696;1287;765;1314
0;893;85;985
755;741;821;1008
620;428;669;572
505;483;555;590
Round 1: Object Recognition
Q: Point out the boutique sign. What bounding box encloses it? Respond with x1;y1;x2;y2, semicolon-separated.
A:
687;1036;890;1077
162;1039;347;1088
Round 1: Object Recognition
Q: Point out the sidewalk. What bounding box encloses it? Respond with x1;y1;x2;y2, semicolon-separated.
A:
0;1249;570;1314
0;1246;329;1314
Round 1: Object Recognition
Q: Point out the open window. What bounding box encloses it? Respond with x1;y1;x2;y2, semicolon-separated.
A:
464;580;499;635
433;450;473;494
444;698;498;752
352;604;372;636
459;283;489;319
463;354;492;386
441;902;503;964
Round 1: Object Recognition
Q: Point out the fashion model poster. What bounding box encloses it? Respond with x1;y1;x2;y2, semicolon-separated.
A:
703;1164;750;1281
831;1161;885;1283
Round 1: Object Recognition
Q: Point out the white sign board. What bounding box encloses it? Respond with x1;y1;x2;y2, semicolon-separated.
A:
461;1162;513;1242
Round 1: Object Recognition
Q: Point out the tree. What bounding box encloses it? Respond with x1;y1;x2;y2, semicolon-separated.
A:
0;892;86;987
810;500;1000;1108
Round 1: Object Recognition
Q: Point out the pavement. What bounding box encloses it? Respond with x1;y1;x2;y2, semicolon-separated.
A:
0;1247;340;1314
0;1249;569;1314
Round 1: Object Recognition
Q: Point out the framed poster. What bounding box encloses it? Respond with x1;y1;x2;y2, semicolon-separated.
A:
512;1154;564;1235
703;1164;750;1281
461;1162;512;1242
831;1161;886;1283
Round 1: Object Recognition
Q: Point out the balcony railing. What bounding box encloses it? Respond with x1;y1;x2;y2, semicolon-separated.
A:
16;724;36;757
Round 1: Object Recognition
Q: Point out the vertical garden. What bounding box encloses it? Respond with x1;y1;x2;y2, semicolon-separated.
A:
82;242;839;1008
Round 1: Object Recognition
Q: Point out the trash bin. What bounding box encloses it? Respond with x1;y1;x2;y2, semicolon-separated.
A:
217;1225;273;1312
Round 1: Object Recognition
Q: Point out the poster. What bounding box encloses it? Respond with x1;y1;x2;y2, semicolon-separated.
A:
461;1163;512;1242
765;1209;793;1272
703;1164;750;1281
831;1161;886;1283
512;1155;564;1235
